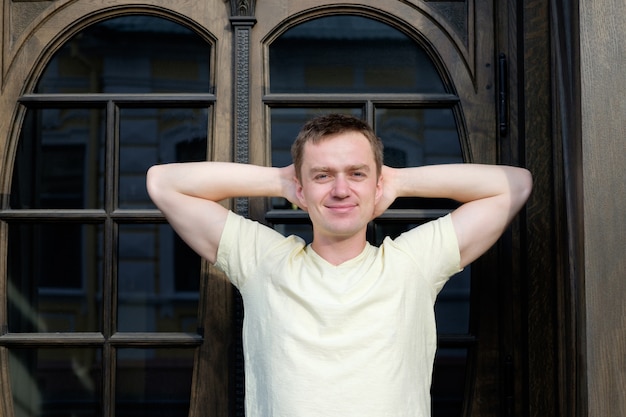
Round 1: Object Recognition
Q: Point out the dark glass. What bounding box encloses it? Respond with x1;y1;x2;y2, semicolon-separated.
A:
117;224;199;333
376;107;463;211
376;107;463;167
435;268;471;334
11;108;105;209
265;13;470;417
9;348;102;417
118;107;209;209
270;15;445;94
432;348;469;417
36;16;211;94
116;348;194;417
7;223;102;333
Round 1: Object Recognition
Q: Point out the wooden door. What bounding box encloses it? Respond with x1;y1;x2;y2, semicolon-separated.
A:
0;1;528;416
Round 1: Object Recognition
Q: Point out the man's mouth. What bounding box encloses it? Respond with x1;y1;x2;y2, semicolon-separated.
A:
326;204;357;214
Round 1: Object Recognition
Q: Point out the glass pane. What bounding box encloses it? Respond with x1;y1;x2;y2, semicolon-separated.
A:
435;268;471;334
7;223;102;333
116;348;194;417
118;107;209;209
36;16;211;94
270;15;445;94
11;108;105;209
9;348;102;417
431;348;469;417
376;107;463;210
376;107;462;167
117;224;199;333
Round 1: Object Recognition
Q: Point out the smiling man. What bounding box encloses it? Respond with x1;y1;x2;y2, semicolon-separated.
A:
146;113;532;417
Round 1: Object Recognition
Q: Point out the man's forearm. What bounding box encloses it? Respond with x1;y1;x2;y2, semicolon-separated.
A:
388;163;532;204
147;162;295;203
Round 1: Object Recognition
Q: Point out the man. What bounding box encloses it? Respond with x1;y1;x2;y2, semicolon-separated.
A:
147;114;532;417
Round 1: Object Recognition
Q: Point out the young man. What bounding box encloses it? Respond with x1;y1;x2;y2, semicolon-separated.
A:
147;114;532;417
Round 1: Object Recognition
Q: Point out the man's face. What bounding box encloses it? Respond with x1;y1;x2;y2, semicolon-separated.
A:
295;131;382;244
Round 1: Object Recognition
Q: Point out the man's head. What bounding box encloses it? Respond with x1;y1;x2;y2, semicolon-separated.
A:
291;114;383;182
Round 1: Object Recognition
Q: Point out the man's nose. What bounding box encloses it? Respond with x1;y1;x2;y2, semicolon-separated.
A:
332;175;350;198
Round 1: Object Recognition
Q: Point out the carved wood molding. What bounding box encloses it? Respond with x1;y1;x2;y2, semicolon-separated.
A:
229;1;256;218
229;0;256;17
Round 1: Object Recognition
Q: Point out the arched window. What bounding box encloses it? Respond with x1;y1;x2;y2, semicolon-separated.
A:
5;15;213;416
266;15;473;416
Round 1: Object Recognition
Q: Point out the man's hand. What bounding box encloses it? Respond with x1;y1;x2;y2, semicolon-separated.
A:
373;166;398;218
147;162;300;264
280;164;301;210
369;164;532;267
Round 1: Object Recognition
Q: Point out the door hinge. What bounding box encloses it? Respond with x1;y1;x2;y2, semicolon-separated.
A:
498;53;509;137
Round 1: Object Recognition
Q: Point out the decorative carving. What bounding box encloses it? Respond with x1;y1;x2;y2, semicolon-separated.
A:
234;29;250;217
424;1;468;45
232;22;254;217
229;0;256;17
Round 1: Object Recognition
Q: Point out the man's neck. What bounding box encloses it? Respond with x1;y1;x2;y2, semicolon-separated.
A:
310;233;368;266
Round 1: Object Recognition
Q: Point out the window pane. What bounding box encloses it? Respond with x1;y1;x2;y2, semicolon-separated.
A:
431;348;469;417
36;16;211;94
116;348;194;417
376;107;462;167
11;108;105;209
9;348;102;417
376;107;463;211
435;268;471;334
118;107;208;209
117;224;199;333
270;15;445;94
7;223;102;333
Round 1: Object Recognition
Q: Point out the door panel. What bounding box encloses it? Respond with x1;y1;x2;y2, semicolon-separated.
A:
250;2;499;417
0;1;516;416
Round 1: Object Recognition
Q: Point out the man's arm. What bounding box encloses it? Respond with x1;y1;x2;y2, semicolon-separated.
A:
378;164;533;268
146;162;298;264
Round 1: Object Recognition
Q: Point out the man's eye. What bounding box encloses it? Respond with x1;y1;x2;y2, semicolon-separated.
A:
314;174;329;180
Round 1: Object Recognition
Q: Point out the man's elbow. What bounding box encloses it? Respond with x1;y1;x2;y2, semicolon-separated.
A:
512;167;533;209
146;164;168;206
520;168;533;199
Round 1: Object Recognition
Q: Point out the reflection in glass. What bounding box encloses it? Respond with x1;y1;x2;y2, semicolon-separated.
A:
9;348;102;417
117;224;199;333
435;268;471;334
376;107;463;167
376;107;462;211
432;348;469;417
36;16;211;94
270;15;445;94
7;223;102;333
116;348;194;417
11;108;105;210
118;107;208;209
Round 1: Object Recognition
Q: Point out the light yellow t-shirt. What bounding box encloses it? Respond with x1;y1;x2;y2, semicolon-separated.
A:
216;211;462;417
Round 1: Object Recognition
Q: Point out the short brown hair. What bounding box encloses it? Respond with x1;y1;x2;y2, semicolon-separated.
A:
291;114;384;181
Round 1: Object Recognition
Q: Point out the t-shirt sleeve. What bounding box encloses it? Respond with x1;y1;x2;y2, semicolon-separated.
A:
392;213;462;293
215;211;287;289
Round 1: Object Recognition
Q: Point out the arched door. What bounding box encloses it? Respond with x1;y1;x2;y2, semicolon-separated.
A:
246;3;502;417
0;1;522;416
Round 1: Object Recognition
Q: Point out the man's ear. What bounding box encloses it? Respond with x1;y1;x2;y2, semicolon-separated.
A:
375;174;384;203
295;178;309;211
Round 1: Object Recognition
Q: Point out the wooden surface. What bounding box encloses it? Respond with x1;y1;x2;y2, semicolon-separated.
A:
580;0;626;415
